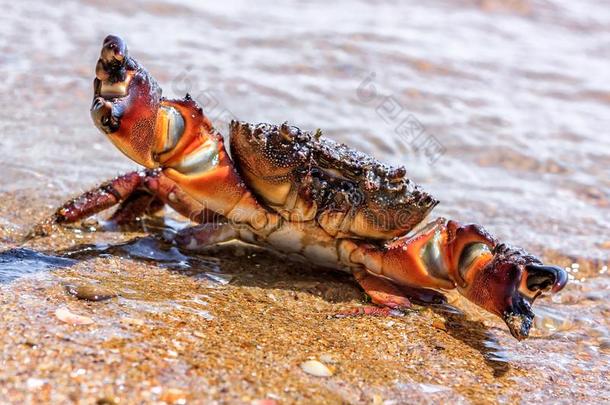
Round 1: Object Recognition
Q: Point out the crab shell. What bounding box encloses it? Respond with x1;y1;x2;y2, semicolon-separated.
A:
230;122;438;240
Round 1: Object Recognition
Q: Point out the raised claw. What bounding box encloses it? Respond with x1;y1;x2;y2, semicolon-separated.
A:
101;35;127;63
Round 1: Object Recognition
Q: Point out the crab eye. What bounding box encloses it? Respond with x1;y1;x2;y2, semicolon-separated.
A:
101;116;110;126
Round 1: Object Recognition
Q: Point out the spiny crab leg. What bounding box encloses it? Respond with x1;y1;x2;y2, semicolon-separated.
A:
108;189;165;224
29;170;219;238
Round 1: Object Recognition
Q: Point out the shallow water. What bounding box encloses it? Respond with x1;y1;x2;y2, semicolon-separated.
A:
0;0;608;403
0;248;76;283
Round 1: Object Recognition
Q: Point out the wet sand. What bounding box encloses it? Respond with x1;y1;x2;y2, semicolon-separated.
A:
1;191;608;404
1;0;609;403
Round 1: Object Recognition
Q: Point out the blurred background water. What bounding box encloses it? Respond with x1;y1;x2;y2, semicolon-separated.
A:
1;0;608;261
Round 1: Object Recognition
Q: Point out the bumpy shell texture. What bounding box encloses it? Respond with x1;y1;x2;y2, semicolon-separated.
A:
230;121;438;239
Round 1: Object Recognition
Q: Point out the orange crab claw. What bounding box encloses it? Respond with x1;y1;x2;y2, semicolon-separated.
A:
89;34;263;225
91;34;162;168
455;243;568;340
347;219;568;340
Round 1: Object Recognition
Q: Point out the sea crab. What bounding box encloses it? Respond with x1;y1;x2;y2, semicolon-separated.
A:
34;35;568;340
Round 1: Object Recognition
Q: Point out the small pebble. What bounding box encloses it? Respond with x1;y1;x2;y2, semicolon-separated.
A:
26;377;46;390
121;317;145;326
96;397;118;405
191;330;206;339
252;400;277;405
432;319;447;331
159;388;188;404
300;360;333;377
95;397;118;405
55;307;94;325
65;284;117;302
319;354;338;364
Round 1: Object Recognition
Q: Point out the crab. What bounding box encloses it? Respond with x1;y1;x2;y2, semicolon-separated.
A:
34;35;568;340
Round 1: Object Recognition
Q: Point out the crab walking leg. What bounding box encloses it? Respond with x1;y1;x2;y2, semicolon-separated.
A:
46;171;146;227
174;223;239;251
352;269;413;309
335;264;446;318
350;261;447;308
109;190;165;224
30;170;219;237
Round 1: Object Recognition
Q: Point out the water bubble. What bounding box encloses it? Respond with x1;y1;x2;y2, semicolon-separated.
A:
531;306;575;337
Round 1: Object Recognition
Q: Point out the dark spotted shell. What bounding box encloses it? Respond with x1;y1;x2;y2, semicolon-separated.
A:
230;121;438;240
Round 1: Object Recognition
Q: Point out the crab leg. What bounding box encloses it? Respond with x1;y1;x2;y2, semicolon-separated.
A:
30;170;218;237
334;269;449;319
173;223;238;251
353;269;413;309
109;190;165;224
46;171;146;228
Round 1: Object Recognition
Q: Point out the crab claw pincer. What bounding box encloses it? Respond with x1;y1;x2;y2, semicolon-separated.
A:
457;244;568;340
524;263;568;294
96;34;129;83
91;96;120;134
501;262;568;340
90;35;162;167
